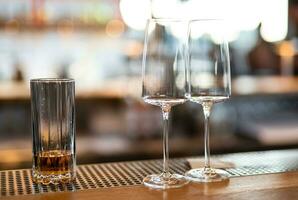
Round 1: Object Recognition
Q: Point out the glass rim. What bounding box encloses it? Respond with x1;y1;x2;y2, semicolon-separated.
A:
147;18;224;23
147;18;189;23
30;78;74;83
189;18;224;22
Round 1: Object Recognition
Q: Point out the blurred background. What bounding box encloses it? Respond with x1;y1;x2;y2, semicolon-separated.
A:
1;0;298;170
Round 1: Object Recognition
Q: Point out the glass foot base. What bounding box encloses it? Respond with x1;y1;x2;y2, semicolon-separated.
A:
185;168;229;183
32;170;76;185
143;173;189;189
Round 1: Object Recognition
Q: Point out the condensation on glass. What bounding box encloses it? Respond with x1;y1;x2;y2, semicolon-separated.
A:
30;78;76;185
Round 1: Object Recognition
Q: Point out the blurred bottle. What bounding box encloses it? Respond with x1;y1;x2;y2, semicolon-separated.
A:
57;61;70;79
247;26;279;75
12;62;24;82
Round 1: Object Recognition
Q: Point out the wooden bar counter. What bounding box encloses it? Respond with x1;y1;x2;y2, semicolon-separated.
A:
1;149;298;200
3;172;298;200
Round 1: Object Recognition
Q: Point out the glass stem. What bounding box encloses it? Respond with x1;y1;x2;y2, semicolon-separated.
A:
202;102;213;170
161;104;171;178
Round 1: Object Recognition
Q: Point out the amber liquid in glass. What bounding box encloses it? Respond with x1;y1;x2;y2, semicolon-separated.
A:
33;150;75;184
34;150;73;174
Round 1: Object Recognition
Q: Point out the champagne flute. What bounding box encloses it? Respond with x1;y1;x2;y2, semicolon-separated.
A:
142;18;189;189
185;19;231;182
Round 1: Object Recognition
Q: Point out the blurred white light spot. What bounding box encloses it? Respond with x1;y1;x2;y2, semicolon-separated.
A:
119;0;151;30
151;0;180;19
260;0;288;42
187;0;288;43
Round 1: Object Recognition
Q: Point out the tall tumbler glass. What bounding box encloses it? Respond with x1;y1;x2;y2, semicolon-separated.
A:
31;78;76;185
